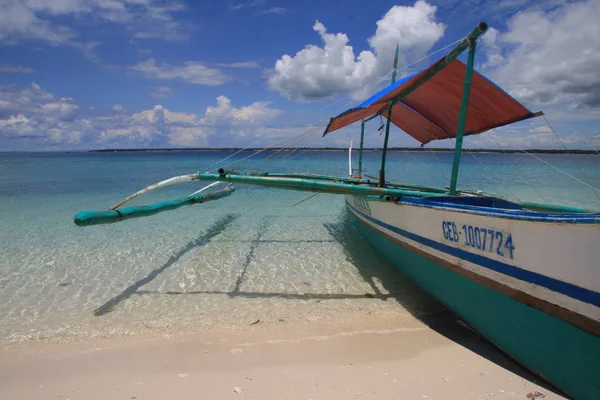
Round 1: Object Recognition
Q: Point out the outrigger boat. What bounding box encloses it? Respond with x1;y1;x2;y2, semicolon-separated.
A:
74;23;600;399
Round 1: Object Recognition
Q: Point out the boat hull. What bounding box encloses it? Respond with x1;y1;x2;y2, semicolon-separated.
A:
345;195;600;399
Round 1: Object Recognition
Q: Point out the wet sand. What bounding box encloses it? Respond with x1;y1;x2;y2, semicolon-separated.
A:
0;313;564;400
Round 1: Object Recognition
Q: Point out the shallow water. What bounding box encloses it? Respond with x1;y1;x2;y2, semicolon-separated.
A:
0;150;598;344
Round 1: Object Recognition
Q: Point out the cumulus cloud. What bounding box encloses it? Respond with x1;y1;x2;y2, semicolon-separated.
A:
0;82;78;119
98;97;281;147
0;82;82;146
481;0;600;110
129;59;231;86
167;126;210;147
132;105;197;125
0;83;283;150
268;1;445;101
201;95;282;125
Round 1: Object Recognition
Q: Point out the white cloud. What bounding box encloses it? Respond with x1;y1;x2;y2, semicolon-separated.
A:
150;86;173;99
168;126;209;147
0;0;189;50
0;82;77;117
0;63;34;73
478;27;504;70
256;7;286;15
40;101;79;115
129;59;231;86
230;0;267;11
201;95;282;125
0;82;84;147
0;83;284;150
112;104;126;112
529;126;552;134
216;61;260;68
268;1;445;101
0;0;77;44
0;112;28;124
481;0;600;110
132;104;197;124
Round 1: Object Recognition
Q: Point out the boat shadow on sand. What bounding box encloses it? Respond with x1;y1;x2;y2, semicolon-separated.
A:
93;210;559;396
325;212;562;397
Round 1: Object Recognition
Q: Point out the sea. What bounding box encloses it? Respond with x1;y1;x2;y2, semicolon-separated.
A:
0;150;599;345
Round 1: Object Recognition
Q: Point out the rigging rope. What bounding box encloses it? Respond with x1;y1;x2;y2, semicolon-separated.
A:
394;37;465;76
484;130;550;203
196;37;471;184
461;147;520;201
541;115;600;203
520;149;600;194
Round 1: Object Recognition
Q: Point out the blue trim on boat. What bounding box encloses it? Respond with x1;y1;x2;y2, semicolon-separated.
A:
400;196;600;224
346;201;600;308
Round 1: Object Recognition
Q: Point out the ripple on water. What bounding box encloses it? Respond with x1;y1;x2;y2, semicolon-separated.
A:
0;191;440;345
3;151;597;344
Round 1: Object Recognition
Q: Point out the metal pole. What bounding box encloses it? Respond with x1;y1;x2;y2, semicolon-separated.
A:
348;140;353;177
379;44;400;187
358;121;365;177
449;41;477;195
379;104;393;187
391;43;399;85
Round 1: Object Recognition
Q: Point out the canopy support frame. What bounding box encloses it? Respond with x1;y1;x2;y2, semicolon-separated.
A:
449;40;477;195
379;104;394;187
358;120;365;177
378;44;400;187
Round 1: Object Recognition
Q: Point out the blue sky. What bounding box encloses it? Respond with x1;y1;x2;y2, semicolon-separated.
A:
1;0;599;150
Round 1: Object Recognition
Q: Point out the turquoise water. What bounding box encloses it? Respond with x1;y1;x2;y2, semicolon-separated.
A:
0;151;598;344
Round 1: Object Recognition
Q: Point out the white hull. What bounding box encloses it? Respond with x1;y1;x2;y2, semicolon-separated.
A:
344;194;600;334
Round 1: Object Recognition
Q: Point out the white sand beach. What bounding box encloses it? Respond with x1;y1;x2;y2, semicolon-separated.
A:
0;312;564;400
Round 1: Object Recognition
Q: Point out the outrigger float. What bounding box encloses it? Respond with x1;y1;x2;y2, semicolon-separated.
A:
75;23;600;399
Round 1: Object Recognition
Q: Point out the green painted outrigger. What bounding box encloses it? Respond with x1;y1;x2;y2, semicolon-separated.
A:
75;22;600;399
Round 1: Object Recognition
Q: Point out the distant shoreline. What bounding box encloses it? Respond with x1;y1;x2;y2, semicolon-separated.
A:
87;147;599;155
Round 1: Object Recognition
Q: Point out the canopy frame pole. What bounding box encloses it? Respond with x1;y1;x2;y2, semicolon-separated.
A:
358;120;365;177
449;40;477;195
378;44;400;187
379;104;394;187
360;112;383;178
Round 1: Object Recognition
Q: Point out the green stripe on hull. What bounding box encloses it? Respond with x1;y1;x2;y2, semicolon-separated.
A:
348;210;600;400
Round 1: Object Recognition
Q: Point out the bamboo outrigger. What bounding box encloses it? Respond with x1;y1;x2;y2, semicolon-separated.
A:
74;22;600;399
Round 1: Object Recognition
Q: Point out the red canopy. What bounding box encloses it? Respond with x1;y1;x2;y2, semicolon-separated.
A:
323;59;537;145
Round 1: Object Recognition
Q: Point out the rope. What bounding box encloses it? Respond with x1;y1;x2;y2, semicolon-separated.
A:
394;37;464;76
206;37;466;175
541;116;600;203
461;148;520;201
484;131;549;203
520;149;600;194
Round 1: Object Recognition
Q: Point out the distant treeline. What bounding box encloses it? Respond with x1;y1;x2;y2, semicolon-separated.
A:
89;147;599;154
